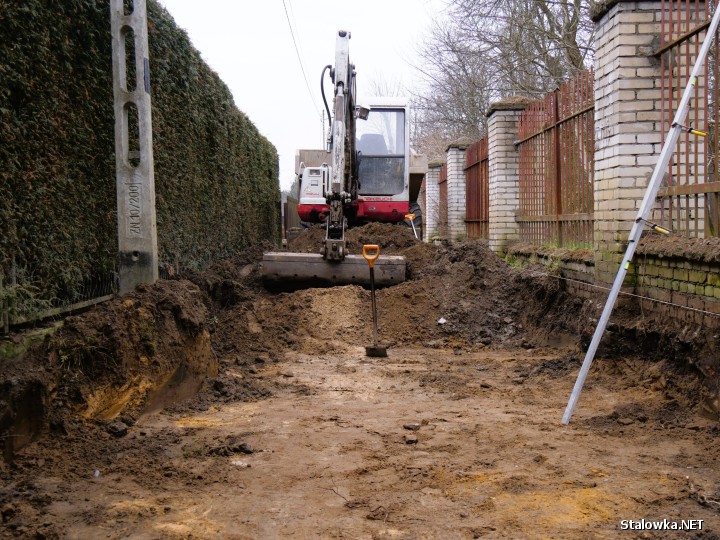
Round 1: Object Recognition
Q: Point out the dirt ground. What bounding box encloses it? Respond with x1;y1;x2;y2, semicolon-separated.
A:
1;224;720;539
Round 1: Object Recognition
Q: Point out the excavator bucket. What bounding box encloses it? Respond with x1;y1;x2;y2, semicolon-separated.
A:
261;252;406;289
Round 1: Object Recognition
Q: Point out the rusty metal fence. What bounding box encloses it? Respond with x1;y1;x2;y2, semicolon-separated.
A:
465;137;489;239
283;195;300;235
655;0;720;237
516;70;595;247
437;163;449;238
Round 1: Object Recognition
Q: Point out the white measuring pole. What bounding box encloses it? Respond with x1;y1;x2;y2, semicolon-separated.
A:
562;6;720;424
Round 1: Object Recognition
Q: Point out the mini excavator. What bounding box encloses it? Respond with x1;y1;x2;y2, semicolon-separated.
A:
262;30;415;288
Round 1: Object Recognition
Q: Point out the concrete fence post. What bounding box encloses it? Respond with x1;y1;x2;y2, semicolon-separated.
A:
487;98;531;253
423;162;443;242
110;0;159;294
591;0;663;284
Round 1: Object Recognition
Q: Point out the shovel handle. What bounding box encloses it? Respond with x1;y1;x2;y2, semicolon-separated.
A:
362;244;380;268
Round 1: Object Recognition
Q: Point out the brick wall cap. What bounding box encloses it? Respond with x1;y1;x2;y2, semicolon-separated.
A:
637;233;720;262
590;0;659;22
445;137;475;152
486;96;533;117
428;159;447;168
507;242;594;264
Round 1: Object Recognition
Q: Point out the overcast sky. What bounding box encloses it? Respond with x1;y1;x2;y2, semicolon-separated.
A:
157;0;444;191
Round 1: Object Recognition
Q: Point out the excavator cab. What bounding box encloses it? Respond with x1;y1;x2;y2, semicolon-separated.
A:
355;101;410;222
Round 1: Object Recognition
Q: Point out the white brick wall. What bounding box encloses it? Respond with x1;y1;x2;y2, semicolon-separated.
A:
488;108;524;252
424;166;441;242
446;147;467;240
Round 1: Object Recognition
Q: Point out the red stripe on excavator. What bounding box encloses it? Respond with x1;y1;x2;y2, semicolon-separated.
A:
297;204;330;223
356;200;409;222
298;201;409;223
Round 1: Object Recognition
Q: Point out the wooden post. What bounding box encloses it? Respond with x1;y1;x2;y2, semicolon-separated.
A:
110;0;158;295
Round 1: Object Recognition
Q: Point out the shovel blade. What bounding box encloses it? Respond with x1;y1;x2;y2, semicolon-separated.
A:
365;346;387;358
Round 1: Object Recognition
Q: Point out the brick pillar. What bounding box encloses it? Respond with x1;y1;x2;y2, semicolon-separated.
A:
446;142;469;240
423;162;443;242
487;99;530;253
592;0;663;283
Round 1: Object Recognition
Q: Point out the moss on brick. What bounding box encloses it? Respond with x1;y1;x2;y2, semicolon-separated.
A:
689;270;707;284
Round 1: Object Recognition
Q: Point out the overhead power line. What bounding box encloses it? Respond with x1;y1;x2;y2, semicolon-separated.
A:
282;0;322;119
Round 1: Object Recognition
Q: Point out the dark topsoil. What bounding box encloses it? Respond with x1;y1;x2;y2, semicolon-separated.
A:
0;223;718;536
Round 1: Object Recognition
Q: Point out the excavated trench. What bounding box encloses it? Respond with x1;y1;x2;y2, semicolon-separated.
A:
1;223;719;538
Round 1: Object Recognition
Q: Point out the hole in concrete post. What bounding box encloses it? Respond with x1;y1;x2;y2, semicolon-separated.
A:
123;27;136;93
123;0;134;15
125;102;141;167
132;251;140;261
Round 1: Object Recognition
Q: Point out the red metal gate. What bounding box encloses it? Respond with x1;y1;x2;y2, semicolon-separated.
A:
516;70;595;246
465;137;489;239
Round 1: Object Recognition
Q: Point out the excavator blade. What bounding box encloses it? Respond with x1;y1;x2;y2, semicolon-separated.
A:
261;252;406;289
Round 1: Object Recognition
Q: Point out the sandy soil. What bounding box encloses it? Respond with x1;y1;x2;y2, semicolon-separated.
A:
1;224;719;538
6;345;720;539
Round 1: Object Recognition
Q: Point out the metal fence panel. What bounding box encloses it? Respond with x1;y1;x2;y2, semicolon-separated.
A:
465;137;489;239
517;70;595;247
438;164;449;238
657;0;720;237
285;196;300;231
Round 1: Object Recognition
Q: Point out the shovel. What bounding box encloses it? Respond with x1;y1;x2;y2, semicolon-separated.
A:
362;244;387;358
405;213;418;239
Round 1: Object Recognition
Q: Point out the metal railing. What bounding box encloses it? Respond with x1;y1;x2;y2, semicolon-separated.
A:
516;69;595;247
437;163;449;238
1;266;116;333
465;137;489;239
1;262;182;333
656;0;720;237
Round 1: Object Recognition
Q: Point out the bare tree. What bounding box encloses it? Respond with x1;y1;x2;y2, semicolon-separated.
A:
411;16;494;159
450;0;593;95
412;0;594;155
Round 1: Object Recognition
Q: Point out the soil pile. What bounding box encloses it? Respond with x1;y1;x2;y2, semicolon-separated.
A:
283;223;581;349
202;224;581;366
1;280;215;461
288;222;420;254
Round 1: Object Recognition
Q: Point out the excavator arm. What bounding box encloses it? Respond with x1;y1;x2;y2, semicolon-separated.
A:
323;30;355;261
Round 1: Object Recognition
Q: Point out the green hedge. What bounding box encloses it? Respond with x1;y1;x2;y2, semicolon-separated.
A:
0;0;279;303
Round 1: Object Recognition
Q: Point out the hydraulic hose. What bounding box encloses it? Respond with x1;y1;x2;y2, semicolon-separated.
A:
320;64;332;132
